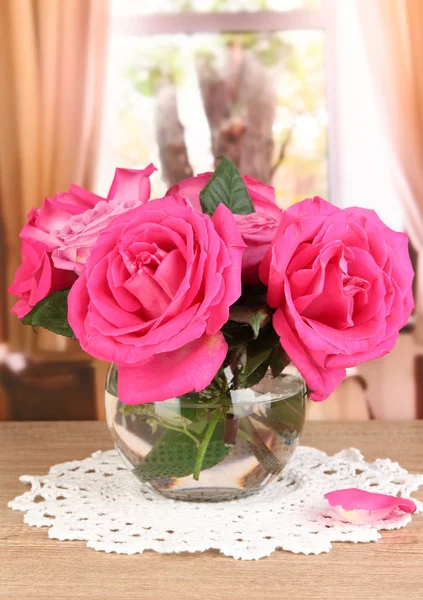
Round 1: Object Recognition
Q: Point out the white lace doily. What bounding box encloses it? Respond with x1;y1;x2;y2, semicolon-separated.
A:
9;446;423;560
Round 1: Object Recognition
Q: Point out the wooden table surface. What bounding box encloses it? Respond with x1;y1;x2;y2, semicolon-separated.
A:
1;421;423;600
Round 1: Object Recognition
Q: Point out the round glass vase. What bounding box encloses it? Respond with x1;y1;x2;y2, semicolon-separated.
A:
105;363;307;502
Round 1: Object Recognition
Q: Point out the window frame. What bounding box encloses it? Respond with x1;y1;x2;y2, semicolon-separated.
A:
112;8;325;35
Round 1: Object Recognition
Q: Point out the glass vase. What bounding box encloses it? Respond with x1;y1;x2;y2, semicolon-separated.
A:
105;363;307;502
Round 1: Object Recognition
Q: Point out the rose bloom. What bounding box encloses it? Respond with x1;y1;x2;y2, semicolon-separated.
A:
9;239;76;318
68;196;245;404
260;196;414;401
168;172;281;283
20;165;155;274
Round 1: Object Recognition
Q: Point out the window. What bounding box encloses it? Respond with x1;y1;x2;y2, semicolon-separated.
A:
98;0;334;209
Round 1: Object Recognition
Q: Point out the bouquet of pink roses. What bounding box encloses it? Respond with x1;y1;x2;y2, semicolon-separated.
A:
9;158;414;495
10;157;413;404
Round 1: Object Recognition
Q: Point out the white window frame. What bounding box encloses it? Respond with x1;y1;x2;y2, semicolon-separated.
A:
111;0;339;202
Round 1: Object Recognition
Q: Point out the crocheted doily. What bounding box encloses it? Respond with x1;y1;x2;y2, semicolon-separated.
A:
9;446;423;560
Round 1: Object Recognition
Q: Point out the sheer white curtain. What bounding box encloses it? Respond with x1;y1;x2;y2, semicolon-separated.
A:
356;0;423;343
329;0;420;418
331;0;404;231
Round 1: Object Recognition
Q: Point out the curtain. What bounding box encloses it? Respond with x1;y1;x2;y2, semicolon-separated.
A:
358;0;423;342
0;0;109;353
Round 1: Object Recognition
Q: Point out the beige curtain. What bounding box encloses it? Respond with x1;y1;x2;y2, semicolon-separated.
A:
0;0;109;354
358;0;423;342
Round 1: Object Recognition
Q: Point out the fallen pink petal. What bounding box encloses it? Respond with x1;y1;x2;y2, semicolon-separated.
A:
324;488;417;524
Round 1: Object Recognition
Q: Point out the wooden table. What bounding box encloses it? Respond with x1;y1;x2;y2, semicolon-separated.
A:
1;422;423;600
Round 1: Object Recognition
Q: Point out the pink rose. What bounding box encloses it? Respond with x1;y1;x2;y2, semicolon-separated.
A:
20;185;104;250
68;196;245;404
21;165;156;274
260;197;414;401
234;212;280;284
52;165;156;274
168;172;282;283
8;239;77;318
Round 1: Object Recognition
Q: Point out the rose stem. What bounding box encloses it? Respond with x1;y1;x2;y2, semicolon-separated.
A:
193;409;222;481
224;412;240;445
153;417;200;447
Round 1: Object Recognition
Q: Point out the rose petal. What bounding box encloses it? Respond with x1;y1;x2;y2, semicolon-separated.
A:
242;174;276;204
118;332;227;404
273;306;346;400
124;268;171;320
107;164;156;203
153;248;186;298
88;257;144;327
281;196;339;228
207;203;245;333
167;172;211;212
262;210;339;306
68;271;91;345
107;254;141;313
67;185;104;210
9;239;76;317
301;263;354;329
325;488;416;524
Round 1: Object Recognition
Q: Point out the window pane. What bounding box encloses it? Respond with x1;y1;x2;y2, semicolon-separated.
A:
112;0;322;17
100;30;327;208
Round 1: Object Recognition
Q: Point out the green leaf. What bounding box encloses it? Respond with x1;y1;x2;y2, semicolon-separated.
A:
239;355;273;388
222;322;255;349
21;289;75;338
120;402;195;438
178;401;198;423
241;346;273;380
135;421;231;482
269;344;290;379
229;304;271;339
244;323;280;360
178;385;228;422
237;323;281;388
249;313;269;339
200;156;255;216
